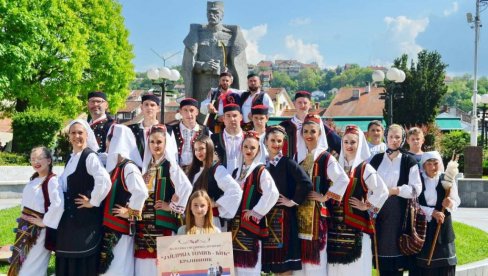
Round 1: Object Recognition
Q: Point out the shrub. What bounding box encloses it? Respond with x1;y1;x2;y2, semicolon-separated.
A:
0;152;29;165
439;130;470;171
11;108;63;154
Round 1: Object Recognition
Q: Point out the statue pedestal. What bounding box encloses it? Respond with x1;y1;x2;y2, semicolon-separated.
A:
464;146;483;178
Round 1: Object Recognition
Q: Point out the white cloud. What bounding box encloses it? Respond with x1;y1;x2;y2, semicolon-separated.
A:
289;17;312;26
284;35;325;67
443;2;459;17
242;24;268;64
382;16;429;59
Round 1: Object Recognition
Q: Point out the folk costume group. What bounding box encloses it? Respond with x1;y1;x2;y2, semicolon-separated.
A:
9;73;460;276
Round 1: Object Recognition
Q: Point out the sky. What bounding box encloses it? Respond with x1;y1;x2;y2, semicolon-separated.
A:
118;0;488;76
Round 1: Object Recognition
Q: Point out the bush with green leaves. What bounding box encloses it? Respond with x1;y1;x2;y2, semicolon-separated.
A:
0;152;28;165
12;108;63;154
439;130;470;171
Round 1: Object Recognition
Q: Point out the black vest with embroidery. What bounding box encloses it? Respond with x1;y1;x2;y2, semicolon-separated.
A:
103;160;134;234
342;162;375;234
167;123;210;163
239;91;265;108
128;123;146;159
233;164;268;238
91;116;114;153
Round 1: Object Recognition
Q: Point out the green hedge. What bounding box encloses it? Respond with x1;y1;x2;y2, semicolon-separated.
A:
0;152;28;165
11;108;63;154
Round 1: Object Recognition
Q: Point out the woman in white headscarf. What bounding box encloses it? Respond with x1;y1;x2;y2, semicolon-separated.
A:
411;151;460;276
55;119;111;276
295;114;350;276
327;125;388;276
368;124;422;276
99;124;149;276
231;130;279;276
134;124;192;276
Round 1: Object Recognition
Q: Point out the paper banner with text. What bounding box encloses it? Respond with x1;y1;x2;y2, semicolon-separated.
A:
157;232;234;276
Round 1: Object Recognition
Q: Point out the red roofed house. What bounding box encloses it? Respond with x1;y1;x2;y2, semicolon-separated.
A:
324;86;385;117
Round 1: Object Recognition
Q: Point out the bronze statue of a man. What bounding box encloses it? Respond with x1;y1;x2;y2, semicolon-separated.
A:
182;1;248;103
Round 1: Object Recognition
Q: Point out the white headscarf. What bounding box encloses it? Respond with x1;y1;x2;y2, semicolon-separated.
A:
106;124;143;173
420;151;444;173
338;125;371;169
68;119;99;152
141;125;179;174
234;133;267;182
298;115;329;162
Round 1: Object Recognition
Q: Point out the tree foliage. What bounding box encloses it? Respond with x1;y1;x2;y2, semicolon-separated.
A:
0;0;134;118
386;50;448;126
330;66;373;89
270;71;297;92
12;108;63;154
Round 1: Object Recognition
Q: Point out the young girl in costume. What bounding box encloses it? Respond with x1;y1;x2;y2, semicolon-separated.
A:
186;135;242;231
231;130;279;276
99;124;149;275
411;151;460;276
369;124;422;276
135;124;192;276
295;114;350;276
327;125;388;276
261;125;313;275
177;190;221;235
8;147;64;276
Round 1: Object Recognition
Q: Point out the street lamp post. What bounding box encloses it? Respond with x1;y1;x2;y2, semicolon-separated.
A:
372;68;406;126
147;68;181;123
472;94;488;147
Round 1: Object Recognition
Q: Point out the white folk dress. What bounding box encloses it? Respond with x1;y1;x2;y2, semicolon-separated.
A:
18;176;64;276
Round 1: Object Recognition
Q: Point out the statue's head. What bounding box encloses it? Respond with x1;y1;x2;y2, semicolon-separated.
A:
207;1;224;26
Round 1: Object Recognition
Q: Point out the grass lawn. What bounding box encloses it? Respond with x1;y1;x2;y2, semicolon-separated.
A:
0;207;487;274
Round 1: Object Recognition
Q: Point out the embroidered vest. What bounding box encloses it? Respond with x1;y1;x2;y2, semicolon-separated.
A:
343;162;375;234
237;165;269;238
90;116;114;153
239;91;265;109
154;160;180;231
128;124;146;158
167;123;210;163
103;160;134;235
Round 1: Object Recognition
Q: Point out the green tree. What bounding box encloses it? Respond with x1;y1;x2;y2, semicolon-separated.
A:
330;66;373;89
295;68;322;92
386;50;448;126
0;0;134;118
270;71;297;92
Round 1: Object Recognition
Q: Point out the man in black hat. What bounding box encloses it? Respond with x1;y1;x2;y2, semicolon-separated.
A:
279;91;341;162
166;97;210;169
240;73;274;126
87;91;114;155
200;72;240;133
127;93;161;158
211;103;244;174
